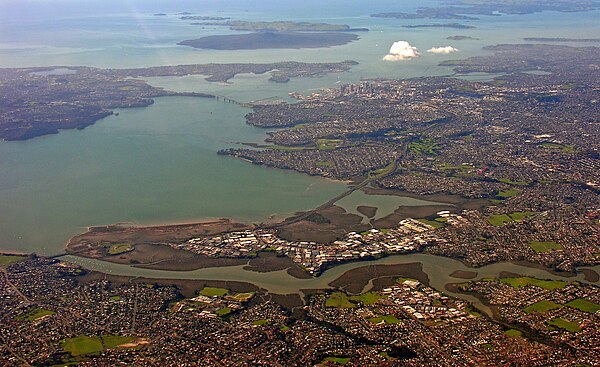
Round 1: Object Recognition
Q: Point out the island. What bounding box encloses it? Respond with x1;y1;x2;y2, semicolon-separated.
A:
180;15;230;20
0;61;358;141
403;23;476;29
447;35;480;41
189;20;368;32
177;31;360;50
371;11;478;20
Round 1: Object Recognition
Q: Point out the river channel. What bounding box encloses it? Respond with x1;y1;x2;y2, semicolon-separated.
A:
62;253;600;316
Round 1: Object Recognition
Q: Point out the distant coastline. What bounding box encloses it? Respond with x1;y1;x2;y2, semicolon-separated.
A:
524;37;600;42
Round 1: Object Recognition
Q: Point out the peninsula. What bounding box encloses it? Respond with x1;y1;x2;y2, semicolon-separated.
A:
372;0;600;20
0;61;357;141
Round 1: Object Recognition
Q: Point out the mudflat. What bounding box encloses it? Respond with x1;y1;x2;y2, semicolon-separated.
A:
328;262;429;294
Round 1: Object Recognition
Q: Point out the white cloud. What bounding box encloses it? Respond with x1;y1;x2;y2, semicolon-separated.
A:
427;46;459;54
383;41;420;61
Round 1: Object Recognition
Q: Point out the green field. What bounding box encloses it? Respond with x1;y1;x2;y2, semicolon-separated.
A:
225;292;255;302
500;277;568;290
547;318;581;333
109;295;121;301
368;160;395;178
101;335;134;349
566;299;600;313
61;336;104;356
107;243;134;255
498;178;529;186
496;188;520;199
540;142;575;154
439;163;475;171
325;292;355;308
524;300;562;314
487;214;513;226
417;218;445;228
509;211;536;221
200;287;229;297
323;356;351;365
316;138;343;150
488;211;536;226
252;319;270;326
216;307;232;316
61;335;136;356
504;329;523;337
17;308;55;321
0;254;26;267
529;241;561;253
368;315;400;324
348;292;385;305
408;138;439;156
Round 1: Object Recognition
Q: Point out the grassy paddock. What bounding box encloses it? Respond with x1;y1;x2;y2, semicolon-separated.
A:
504;329;523;337
107;243;134;255
325;292;355;308
0;254;26;267
368;315;400;324
529;241;561;253
200;287;229;297
566;299;600;313
500;277;567;290
547;318;581;333
524;300;562;314
348;292;385;305
17;308;55;321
